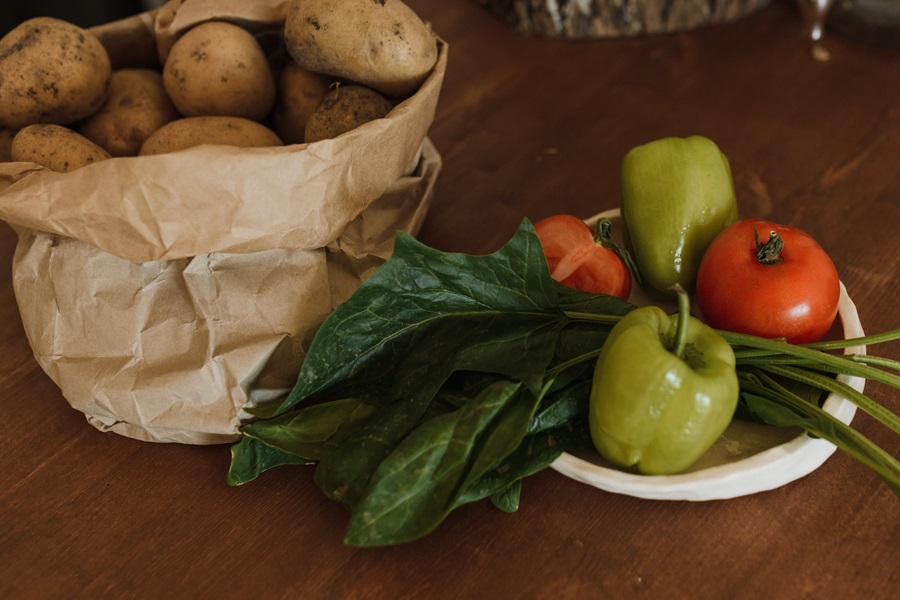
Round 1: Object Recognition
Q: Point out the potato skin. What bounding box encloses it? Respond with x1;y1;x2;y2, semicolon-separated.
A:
305;85;394;143
163;21;277;121
11;124;111;172
273;61;333;145
284;0;438;98
0;17;112;129
138;116;283;155
77;69;180;157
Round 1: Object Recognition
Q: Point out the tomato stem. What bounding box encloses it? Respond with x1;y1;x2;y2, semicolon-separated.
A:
754;227;784;265
593;218;614;246
594;217;643;287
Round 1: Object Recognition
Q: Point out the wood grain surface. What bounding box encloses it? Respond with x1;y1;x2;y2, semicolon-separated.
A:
1;1;898;598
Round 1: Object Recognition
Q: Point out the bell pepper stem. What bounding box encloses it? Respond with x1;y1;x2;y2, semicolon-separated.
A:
671;284;690;359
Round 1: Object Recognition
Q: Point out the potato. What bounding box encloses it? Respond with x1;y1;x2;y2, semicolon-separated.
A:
0;17;112;130
11;124;111;172
163;21;277;121
138;116;283;156
284;0;438;98
304;85;394;143
272;61;333;145
0;129;14;162
77;69;180;157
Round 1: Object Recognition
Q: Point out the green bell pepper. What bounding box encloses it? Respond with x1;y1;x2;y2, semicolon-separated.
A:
621;135;738;294
589;287;739;475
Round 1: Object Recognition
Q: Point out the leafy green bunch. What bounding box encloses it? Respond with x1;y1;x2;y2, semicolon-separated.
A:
227;221;900;547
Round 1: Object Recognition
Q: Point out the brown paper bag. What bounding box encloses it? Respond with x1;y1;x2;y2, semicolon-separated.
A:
0;1;447;444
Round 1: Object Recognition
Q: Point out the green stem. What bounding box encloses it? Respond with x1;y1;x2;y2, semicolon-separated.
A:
755;363;900;435
805;329;900;350
563;312;623;326
561;316;900;356
720;330;900;391
736;356;819;367
737;354;900;391
733;330;900;359
732;348;789;360
738;370;900;493
565;312;900;391
595;218;643;287
847;354;900;372
548;348;603;377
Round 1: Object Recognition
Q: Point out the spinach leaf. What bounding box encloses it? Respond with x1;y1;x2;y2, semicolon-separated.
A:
244;398;378;461
274;220;569;417
530;379;592;434
490;481;522;513
553;279;635;315
226;436;310;486
343;380;539;546
227;399;379;486
457;418;593;507
227;221;633;545
314;397;431;508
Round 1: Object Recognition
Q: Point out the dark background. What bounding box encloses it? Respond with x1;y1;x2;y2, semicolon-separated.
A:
1;0;158;36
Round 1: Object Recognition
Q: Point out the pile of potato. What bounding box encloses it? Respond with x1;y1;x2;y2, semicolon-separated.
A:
0;0;438;172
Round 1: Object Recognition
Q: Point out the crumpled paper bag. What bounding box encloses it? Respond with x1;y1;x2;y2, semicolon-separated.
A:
0;0;447;444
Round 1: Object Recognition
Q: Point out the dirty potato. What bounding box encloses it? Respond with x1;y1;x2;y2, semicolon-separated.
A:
272;61;333;145
11;124;111;172
0;17;111;129
284;0;438;98
138;116;283;155
77;69;180;157
163;21;277;121
304;84;394;143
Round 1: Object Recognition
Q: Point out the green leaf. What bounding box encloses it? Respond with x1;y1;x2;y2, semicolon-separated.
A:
457;418;593;506
260;222;630;514
490;480;521;513
226;436;310;486
343;380;540;546
276;221;572;416
553;280;635;315
313;397;429;508
242;398;378;462
552;283;633;377
739;392;808;427
529;380;592;434
760;364;900;435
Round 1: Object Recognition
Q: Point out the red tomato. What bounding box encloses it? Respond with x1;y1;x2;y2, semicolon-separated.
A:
696;219;840;344
534;214;631;299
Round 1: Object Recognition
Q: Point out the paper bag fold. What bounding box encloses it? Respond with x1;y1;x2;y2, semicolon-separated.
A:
10;140;441;444
0;1;446;444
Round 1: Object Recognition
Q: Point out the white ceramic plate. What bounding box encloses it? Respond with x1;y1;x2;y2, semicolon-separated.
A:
549;209;866;500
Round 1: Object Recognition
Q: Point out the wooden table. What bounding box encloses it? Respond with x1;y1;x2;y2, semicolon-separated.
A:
2;1;898;597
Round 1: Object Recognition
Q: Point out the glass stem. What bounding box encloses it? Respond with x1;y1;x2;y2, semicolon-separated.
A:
798;0;838;41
